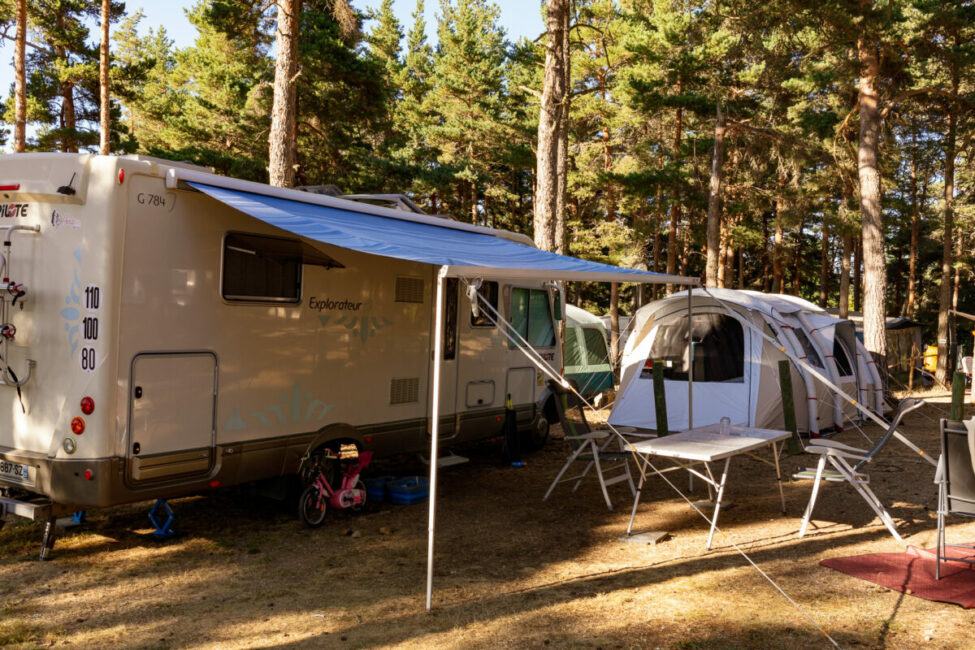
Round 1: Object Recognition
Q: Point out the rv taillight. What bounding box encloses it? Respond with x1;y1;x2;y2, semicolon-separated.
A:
84;469;93;480
70;417;85;435
118;169;125;184
80;396;95;415
209;480;221;488
0;184;20;191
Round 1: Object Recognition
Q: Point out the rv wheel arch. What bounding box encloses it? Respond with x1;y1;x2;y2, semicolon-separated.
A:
524;396;556;451
298;425;364;485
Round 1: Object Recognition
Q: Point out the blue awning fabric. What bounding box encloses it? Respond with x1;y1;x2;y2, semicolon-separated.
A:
189;182;696;285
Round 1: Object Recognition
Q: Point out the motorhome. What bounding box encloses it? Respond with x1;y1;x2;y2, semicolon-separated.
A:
0;153;566;532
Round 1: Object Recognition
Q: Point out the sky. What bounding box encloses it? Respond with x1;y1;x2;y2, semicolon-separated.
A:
0;0;544;117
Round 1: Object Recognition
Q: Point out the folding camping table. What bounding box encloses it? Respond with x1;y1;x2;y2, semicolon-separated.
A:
624;423;792;549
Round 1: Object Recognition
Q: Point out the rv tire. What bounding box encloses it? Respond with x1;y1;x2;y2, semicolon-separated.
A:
524;414;550;451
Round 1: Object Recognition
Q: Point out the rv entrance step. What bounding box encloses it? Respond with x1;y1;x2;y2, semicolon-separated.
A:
418;452;469;468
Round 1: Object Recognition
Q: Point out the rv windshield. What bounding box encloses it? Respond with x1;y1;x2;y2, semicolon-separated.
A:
648;313;744;382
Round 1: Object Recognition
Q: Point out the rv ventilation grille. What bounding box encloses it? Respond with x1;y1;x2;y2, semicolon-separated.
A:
390;377;420;404
395;277;424;303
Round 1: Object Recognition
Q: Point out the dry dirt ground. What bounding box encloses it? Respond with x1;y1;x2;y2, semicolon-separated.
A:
2;392;975;649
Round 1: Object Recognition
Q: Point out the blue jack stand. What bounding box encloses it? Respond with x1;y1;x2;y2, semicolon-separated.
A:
148;499;176;539
71;511;87;524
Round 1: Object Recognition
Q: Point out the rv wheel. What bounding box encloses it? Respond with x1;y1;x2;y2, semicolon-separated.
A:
524;415;550;451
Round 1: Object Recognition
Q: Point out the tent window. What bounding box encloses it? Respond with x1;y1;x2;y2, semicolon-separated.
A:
470;281;499;327
565;330;584;366
648;313;744;383
582;328;610;365
793;329;823;368
834;338;854;376
510;288;556;348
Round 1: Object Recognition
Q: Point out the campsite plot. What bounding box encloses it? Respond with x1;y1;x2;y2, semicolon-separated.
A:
0;393;972;648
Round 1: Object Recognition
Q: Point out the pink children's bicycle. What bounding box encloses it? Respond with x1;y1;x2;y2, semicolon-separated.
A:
297;448;373;527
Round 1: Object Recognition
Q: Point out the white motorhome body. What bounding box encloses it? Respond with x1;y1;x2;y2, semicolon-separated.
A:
0;153;566;516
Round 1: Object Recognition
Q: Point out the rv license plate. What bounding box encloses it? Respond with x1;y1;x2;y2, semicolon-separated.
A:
0;459;34;487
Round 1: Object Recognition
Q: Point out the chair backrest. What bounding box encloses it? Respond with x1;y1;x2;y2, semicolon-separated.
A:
940;418;975;515
852;398;925;472
547;379;592;442
962;356;974;377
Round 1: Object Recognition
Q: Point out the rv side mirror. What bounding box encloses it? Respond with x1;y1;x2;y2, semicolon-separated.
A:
553;292;562;322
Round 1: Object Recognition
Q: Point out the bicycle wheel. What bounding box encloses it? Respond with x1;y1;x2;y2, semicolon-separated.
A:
350;479;367;513
298;485;328;527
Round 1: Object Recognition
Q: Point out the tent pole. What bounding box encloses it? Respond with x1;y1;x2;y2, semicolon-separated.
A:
426;266;448;611
687;289;694;429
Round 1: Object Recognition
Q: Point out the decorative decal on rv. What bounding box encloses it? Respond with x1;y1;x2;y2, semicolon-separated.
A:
318;314;392;343
50;209;80;229
60;270;83;359
223;381;335;432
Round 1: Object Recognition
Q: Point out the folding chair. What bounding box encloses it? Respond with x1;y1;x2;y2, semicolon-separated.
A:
542;379;647;510
935;417;975;579
796;398;925;541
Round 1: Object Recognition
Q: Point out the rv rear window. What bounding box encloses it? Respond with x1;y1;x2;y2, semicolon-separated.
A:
223;233;303;302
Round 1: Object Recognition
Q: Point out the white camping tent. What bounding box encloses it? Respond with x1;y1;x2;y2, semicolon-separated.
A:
608;289;885;435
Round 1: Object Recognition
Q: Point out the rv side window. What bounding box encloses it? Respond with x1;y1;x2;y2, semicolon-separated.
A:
443;278;459;360
648;313;744;382
833;338;854;376
509;288;556;348
470;281;499;327
223;233;302;302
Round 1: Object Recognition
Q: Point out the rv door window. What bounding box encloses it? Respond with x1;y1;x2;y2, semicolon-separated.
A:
470;281;499;327
648;313;744;382
509;288;556;348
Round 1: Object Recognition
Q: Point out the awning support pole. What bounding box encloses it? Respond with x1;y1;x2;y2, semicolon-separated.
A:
688;289;694;430
426;266;447;611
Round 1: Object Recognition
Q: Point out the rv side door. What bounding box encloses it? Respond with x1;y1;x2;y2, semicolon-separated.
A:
127;352;217;483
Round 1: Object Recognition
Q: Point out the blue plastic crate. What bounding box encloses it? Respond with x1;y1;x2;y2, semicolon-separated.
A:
388;476;429;505
364;476;394;502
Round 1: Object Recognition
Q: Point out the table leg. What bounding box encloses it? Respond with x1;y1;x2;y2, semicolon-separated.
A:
706;457;731;550
772;441;786;514
626;455;651;535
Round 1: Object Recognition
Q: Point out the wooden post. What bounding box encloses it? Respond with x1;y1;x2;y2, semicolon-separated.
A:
951;371;966;420
778;360;801;454
652;361;669;437
908;341;917;391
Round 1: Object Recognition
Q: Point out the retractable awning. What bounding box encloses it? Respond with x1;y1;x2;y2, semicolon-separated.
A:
186;180;697;286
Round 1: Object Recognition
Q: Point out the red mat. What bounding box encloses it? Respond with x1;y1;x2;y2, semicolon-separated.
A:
821;544;975;608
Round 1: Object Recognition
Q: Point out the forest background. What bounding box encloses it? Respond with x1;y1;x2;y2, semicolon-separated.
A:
1;0;973;387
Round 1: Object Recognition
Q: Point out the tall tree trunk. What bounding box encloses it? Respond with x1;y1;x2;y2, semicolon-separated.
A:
704;103;726;288
609;282;619;377
857;29;888;378
554;2;570;255
794;217;803;295
738;247;745;289
55;11;76;153
269;0;299;187
853;237;862;312
533;0;568;252
953;227;961;310
935;66;959;385
13;0;26;153
762;209;771;292
819;217;829;307
906;134;920;319
772;166;787;292
665;106;682;294
99;0;111;155
839;234;852;319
